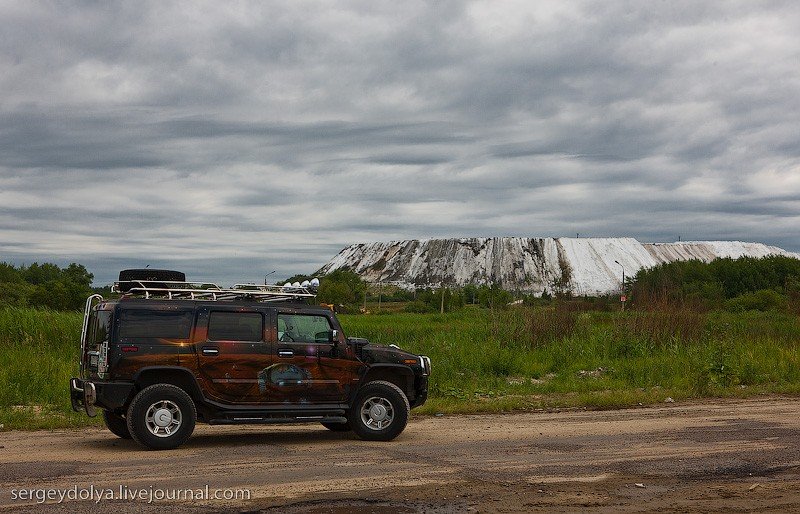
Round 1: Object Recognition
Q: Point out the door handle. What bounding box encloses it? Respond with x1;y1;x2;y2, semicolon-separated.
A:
277;349;294;358
202;347;220;356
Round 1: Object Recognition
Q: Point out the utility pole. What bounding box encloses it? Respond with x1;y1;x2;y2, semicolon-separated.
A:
440;286;445;314
378;283;382;312
614;260;626;311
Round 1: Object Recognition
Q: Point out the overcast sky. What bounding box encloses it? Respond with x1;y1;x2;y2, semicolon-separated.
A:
1;1;799;286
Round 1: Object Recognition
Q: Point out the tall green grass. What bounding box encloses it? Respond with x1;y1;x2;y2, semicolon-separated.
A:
341;307;800;413
0;307;96;429
2;305;800;429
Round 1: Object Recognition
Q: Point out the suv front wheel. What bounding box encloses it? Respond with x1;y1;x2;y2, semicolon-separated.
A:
126;384;196;450
349;380;410;441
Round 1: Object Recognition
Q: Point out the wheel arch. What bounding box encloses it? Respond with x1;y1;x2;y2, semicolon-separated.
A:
356;364;414;401
132;366;203;404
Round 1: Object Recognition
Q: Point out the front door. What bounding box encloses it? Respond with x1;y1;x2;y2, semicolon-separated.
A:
260;311;354;404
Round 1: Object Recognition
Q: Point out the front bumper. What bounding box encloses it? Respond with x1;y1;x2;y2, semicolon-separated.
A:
70;378;136;416
410;374;429;408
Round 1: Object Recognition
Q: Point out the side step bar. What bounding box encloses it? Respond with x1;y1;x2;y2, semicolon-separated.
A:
209;415;348;425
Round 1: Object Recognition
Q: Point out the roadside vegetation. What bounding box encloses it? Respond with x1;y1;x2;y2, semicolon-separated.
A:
343;307;800;415
0;307;96;429
1;256;799;430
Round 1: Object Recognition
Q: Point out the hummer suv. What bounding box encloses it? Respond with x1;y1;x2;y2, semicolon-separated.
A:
70;269;430;450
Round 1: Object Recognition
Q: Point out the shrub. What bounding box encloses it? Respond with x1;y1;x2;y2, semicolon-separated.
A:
490;305;581;348
404;300;434;313
724;289;787;312
612;308;706;346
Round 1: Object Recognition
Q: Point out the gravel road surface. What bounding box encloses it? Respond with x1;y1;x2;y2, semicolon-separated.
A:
1;397;799;512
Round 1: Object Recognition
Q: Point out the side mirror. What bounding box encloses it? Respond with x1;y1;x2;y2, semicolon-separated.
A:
314;329;339;344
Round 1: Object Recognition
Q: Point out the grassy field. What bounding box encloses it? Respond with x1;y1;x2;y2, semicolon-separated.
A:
1;305;800;430
342;306;800;414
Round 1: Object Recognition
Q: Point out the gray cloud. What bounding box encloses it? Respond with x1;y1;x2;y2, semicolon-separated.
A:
1;0;799;286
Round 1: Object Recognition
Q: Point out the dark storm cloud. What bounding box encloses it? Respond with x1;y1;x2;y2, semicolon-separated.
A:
1;0;799;285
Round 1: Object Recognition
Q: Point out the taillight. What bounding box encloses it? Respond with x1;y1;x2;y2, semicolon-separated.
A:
97;341;109;378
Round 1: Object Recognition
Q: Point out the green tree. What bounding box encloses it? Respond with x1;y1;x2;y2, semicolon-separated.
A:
463;284;479;305
477;284;512;310
412;287;465;313
23;263;62;285
317;269;366;309
0;262;23;283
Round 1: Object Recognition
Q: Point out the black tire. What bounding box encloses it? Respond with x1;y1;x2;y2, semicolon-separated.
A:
117;269;185;292
126;384;196;450
348;380;410;441
321;421;351;432
102;410;132;439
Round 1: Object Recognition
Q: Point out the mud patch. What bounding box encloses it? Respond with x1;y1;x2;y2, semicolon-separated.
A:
662;419;794;444
524;440;585;453
0;461;82;481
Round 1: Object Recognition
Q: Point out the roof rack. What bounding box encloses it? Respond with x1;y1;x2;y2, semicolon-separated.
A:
112;280;317;302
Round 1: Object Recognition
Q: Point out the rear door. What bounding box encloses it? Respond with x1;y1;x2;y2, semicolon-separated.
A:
194;306;273;404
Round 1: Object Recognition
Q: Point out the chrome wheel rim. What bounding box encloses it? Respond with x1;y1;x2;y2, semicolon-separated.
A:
145;400;182;438
360;396;394;431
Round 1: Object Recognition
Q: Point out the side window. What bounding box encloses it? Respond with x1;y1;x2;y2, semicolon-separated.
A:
89;309;113;344
119;310;193;339
208;312;263;341
278;314;333;343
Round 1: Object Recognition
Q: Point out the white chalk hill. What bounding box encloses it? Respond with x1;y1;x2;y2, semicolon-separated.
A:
317;238;799;296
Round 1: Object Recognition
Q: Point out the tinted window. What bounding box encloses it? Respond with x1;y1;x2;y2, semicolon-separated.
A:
119;309;193;339
278;314;332;343
88;310;113;345
208;312;263;341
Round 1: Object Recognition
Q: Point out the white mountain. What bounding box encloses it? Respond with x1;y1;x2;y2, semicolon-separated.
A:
317;238;799;295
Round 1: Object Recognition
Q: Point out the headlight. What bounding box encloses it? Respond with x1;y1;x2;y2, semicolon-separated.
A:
419;355;431;376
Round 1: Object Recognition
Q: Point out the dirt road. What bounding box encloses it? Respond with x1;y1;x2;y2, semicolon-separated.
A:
1;397;799;512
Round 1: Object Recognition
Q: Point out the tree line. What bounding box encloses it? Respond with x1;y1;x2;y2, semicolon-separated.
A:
630;255;800;312
3;255;798;313
0;262;95;310
305;256;800;314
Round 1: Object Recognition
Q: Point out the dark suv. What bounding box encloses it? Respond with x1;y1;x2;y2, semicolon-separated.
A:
70;270;430;450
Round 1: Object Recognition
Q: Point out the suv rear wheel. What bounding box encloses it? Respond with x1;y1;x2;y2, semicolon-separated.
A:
348;380;410;441
102;410;132;439
126;384;196;450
